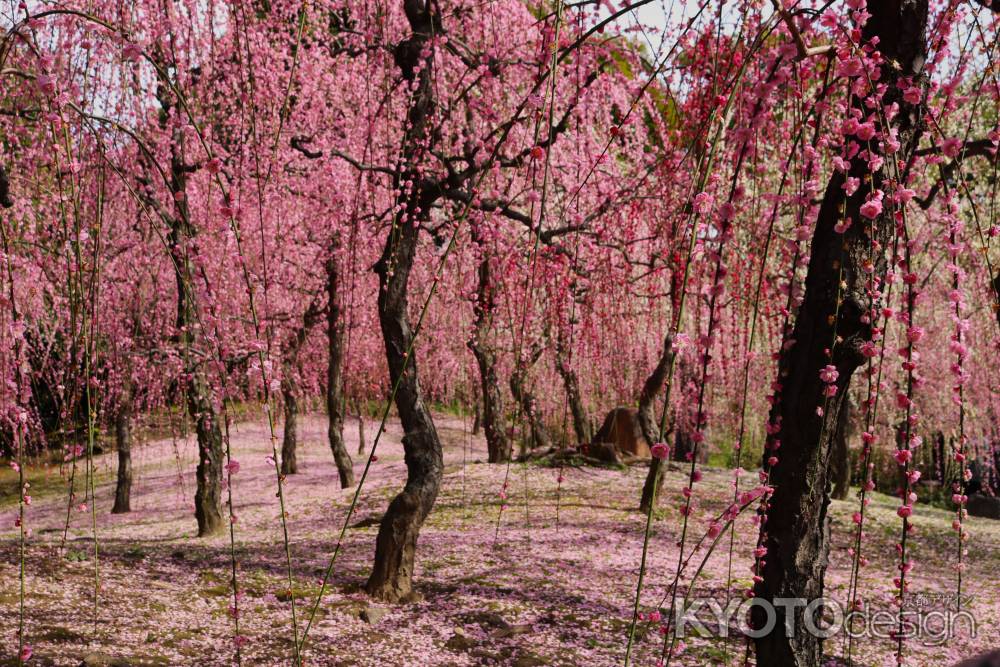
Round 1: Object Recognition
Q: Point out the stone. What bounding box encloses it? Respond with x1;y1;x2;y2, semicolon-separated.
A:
592;407;650;458
359;605;387;624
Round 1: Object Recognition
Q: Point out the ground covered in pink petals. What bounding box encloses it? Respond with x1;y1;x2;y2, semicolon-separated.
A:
2;412;998;666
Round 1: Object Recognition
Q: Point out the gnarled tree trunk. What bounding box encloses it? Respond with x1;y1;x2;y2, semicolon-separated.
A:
190;377;224;536
639;335;674;513
111;392;132;514
554;332;591;446
365;0;443;603
326;253;355;488
280;375;299;475
468;227;510;462
279;295;325;475
509;350;552;455
753;3;926;663
152;72;225;537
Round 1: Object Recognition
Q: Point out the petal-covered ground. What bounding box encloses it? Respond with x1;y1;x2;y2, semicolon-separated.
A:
1;412;997;666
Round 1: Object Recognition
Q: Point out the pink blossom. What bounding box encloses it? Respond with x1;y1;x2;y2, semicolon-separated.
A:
692;191;714;215
859;196;883;219
893;450;912;465
941;137;962;158
819;364;839;384
122;43;142;61
650;442;669;459
855;122;876;141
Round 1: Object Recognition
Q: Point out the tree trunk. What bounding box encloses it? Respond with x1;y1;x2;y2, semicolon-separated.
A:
154;78;225;538
830;395;853;501
753;3;926;664
639;335;674;514
554;334;591;446
471;400;481;436
356;400;366;456
111;396;132;514
327;254;355;489
281;376;299;475
468;226;510;462
191;378;225;536
510;360;552;454
365;0;444;603
278;295;325;477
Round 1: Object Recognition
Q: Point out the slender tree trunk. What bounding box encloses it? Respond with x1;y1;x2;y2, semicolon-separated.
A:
190;377;224;536
510;360;552;454
327;253;355;489
471;399;481;436
753;4;926;663
277;296;325;476
639;335;674;513
356;401;366;456
111;394;132;514
281;375;299;475
554;334;591;446
365;0;444;602
154;79;225;537
468;227;510;462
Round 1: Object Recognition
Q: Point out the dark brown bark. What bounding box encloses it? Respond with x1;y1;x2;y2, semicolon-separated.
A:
356;400;366;456
830;395;853;501
280;296;325;476
509;347;552;454
190;378;224;536
326;253;355;489
639;335;674;513
280;375;299;475
753;3;927;664
153;73;225;537
111;394;132;514
554;332;591;446
365;0;444;603
468;228;510;463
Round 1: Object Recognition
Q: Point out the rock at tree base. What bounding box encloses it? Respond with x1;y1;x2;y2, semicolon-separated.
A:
360;605;387;624
591;407;649;458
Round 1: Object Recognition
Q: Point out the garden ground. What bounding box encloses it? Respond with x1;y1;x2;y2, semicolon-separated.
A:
1;412;997;666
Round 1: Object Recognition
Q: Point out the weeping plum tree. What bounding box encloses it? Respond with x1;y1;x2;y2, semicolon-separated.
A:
141;69;225;537
753;1;928;663
364;0;445;602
